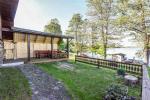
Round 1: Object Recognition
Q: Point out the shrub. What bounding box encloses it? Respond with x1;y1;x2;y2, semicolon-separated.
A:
117;68;125;76
104;84;128;100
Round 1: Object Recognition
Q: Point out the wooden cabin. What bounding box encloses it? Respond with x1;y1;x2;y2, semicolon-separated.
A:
0;0;73;64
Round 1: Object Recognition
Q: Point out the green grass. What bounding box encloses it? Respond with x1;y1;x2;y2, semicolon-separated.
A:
0;68;32;100
37;61;141;100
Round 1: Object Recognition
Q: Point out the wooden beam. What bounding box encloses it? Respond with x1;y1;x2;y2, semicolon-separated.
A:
43;36;47;43
66;38;69;58
13;42;17;59
27;34;30;62
2;19;14;27
34;35;38;43
51;37;54;58
24;34;26;42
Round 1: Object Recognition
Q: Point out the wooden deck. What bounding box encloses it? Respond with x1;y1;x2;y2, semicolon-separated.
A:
142;65;150;100
29;58;68;64
3;58;68;64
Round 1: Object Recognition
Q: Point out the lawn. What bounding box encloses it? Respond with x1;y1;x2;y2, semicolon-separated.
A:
37;61;141;100
0;68;31;100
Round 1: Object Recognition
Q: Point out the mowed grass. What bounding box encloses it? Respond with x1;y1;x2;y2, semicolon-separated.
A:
37;61;141;100
0;68;31;100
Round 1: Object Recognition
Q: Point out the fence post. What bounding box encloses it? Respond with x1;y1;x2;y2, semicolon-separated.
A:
75;55;76;63
97;60;100;68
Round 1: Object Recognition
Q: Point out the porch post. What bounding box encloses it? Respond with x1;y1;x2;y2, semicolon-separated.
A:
0;12;3;64
27;34;30;62
51;37;53;58
67;38;69;58
13;42;17;59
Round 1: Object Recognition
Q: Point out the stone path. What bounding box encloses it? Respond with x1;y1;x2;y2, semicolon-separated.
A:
57;62;74;71
18;64;71;100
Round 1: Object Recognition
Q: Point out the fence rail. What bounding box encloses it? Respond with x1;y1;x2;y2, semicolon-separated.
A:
75;55;143;75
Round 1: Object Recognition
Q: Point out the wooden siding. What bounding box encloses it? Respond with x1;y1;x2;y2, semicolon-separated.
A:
4;41;14;59
4;41;58;59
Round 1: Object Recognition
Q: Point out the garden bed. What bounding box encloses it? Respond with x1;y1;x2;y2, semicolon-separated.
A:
37;61;141;100
0;68;31;100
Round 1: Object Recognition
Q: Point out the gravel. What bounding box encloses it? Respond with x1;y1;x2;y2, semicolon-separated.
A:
17;64;71;100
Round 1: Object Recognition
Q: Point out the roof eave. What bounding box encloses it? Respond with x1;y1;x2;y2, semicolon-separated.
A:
11;27;74;39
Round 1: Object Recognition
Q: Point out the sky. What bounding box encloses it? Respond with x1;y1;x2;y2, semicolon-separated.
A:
14;0;136;47
14;0;87;33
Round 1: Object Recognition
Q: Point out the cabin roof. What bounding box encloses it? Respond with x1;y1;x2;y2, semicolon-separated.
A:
12;27;74;39
0;0;19;27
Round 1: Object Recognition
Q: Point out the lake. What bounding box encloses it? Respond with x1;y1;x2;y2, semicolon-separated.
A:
107;48;143;60
84;48;144;61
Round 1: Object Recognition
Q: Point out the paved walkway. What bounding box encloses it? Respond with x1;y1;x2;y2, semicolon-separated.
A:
18;64;71;100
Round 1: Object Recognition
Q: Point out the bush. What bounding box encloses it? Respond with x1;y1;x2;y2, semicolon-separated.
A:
104;84;128;100
117;68;125;76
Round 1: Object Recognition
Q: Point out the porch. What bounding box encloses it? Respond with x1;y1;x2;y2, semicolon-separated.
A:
3;58;68;64
2;27;73;65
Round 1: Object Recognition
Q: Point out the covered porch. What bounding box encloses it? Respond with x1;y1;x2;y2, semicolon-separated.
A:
2;27;73;64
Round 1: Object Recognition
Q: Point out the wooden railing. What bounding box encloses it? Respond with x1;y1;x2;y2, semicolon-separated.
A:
34;50;68;59
75;55;143;75
142;65;150;100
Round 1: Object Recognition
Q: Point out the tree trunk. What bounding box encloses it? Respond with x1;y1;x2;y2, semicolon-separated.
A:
103;43;107;59
101;26;107;59
141;1;149;65
75;25;79;55
144;36;149;65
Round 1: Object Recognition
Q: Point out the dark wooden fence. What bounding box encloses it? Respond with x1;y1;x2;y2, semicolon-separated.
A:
75;55;143;75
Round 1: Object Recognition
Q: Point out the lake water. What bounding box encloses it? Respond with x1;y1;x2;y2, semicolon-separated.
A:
84;48;144;61
107;48;143;60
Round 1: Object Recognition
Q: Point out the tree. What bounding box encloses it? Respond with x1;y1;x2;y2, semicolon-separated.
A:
78;19;90;54
67;13;83;55
87;0;113;59
58;39;66;51
115;0;150;64
44;18;62;35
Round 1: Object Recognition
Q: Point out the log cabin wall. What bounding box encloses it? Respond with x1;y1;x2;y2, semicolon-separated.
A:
0;12;3;63
4;40;14;59
3;32;60;59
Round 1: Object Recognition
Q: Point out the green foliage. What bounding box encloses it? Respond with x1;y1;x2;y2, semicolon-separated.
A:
69;41;76;53
67;13;83;38
105;84;128;99
117;68;126;76
69;14;83;28
58;40;66;51
44;18;62;35
67;13;84;54
90;43;104;56
115;0;150;62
